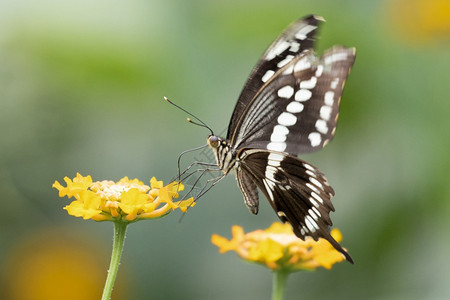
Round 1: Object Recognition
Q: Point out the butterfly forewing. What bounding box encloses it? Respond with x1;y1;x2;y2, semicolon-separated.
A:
227;15;325;141
230;47;355;155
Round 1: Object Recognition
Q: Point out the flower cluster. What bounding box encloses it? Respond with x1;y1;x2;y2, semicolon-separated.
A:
53;173;195;222
212;222;346;271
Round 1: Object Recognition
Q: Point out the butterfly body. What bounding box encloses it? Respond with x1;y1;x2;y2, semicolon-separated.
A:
207;15;355;263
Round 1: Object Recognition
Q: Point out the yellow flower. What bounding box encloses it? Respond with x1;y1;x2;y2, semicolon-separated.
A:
64;190;102;220
53;173;93;198
53;173;195;222
387;0;450;43
211;222;347;271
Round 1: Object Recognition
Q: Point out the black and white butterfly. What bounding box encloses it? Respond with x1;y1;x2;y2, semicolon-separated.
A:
197;15;355;262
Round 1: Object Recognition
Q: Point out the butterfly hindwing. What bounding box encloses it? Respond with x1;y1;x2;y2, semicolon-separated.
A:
237;149;353;262
227;15;325;141
236;168;259;214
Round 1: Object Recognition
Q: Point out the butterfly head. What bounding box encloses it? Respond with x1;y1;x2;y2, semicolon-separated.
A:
207;135;220;149
207;134;235;172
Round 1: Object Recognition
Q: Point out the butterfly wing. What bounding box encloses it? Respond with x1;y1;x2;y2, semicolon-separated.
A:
229;46;356;155
237;149;353;262
236;169;259;214
227;15;324;141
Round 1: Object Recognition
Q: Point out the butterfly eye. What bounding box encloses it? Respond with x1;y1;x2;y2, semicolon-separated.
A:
208;135;219;148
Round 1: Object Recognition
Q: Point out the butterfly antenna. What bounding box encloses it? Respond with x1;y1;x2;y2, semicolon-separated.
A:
187;118;206;128
164;96;214;135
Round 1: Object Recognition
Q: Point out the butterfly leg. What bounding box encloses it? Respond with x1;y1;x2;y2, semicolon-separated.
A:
179;168;222;200
172;161;219;183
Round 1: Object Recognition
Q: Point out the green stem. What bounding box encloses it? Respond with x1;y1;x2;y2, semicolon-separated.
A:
272;269;289;300
101;221;128;300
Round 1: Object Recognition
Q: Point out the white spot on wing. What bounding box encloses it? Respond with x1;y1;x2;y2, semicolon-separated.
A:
277;211;287;218
295;25;316;40
286;101;304;113
303;163;315;172
309;196;319;207
268;162;280;169
265;166;277;181
294;89;312;102
305;215;318;232
261;70;275;83
289;41;300;52
308;208;318;220
265;40;291;60
320;105;332;121
273;124;289;135
300;76;317;89
324;52;348;65
315;119;328;134
310;178;324;190
277;55;294;68
282;64;294;75
277;85;294;99
308;132;321;147
270;132;286;142
307;215;320;230
268;153;284;164
305;170;316;178
294;58;311;72
306;183;320;194
315;64;324;77
278;186;288;192
312;207;321;217
267;142;287;152
277;112;297;126
330;78;339;89
270;125;289;144
324;91;334;105
304;217;314;232
311;191;323;204
302;226;309;234
263;179;275;202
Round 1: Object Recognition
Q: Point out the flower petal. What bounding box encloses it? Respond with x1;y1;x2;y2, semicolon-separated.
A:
211;222;348;271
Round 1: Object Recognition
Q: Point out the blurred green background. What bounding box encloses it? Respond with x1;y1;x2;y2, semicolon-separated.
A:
1;0;449;299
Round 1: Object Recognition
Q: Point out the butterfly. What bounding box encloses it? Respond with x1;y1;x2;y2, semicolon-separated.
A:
204;15;356;262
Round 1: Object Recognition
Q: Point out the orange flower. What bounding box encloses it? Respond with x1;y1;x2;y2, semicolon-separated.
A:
53;173;195;222
212;222;347;271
